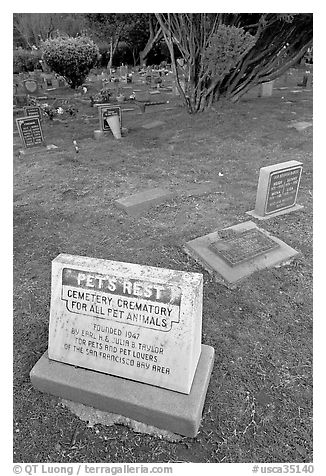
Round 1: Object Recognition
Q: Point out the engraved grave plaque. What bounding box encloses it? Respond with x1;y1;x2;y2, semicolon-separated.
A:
16;116;45;149
247;161;303;219
24;106;42;120
265;166;302;214
209;228;280;267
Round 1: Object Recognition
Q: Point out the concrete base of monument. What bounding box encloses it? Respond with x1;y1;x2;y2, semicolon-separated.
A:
246;204;304;220
30;344;215;438
184;221;299;288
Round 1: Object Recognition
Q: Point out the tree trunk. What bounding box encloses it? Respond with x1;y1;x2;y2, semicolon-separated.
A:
155;13;313;113
139;17;162;66
107;39;113;69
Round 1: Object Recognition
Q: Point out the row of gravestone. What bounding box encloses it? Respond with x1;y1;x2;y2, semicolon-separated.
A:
13;74;67;107
16;106;303;224
18;104;304;437
15;104;124;151
15;102;162;152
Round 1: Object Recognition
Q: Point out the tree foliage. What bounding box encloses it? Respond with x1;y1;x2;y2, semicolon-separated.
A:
155;13;313;113
42;36;99;89
85;14;133;69
13;13;86;48
85;13;160;67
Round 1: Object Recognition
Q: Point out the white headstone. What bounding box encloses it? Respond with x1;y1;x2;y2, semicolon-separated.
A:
48;254;203;394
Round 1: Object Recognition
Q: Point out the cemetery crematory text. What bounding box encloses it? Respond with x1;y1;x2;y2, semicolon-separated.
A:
60;268;183;375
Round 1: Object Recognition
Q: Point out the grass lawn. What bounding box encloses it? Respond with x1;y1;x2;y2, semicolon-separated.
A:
13;69;312;463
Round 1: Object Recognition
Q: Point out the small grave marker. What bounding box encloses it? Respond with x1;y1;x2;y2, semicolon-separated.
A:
209;228;279;267
16;116;45;149
142;120;166;129
115;188;175;216
44;76;53;87
14;95;28;107
289;121;312;132
97;104;122;139
258;80;274;97
98;104;122;130
184;221;299;288
247;160;303;220
23;79;39;95
24;105;42;121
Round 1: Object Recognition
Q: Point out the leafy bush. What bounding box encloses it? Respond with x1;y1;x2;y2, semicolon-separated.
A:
42;36;99;89
13;49;42;73
203;25;256;79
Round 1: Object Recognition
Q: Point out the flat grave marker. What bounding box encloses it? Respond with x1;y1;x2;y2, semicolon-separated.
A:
289;121;312;132
142;120;166;129
184;221;299;288
247;160;303;220
115;188;175;216
30;254;214;436
16;116;45;149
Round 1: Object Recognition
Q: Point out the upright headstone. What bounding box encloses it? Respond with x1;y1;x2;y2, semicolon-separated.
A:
16;116;45;149
48;255;202;393
24;105;42;121
23;79;39;95
30;254;214;436
258;80;274;97
44;75;54;88
247;160;303;220
98;105;122;130
97;105;122;139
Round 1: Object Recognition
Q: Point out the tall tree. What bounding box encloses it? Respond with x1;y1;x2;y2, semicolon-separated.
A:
86;14;135;69
120;14;150;66
155;13;313;113
138;14;162;66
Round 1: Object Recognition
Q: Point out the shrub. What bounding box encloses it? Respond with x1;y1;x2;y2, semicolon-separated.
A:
13;49;42;73
90;87;112;106
42;36;99;89
203;25;256;79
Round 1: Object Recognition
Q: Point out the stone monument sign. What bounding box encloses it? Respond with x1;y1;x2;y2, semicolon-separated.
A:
48;254;202;394
247;160;303;219
30;254;215;436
